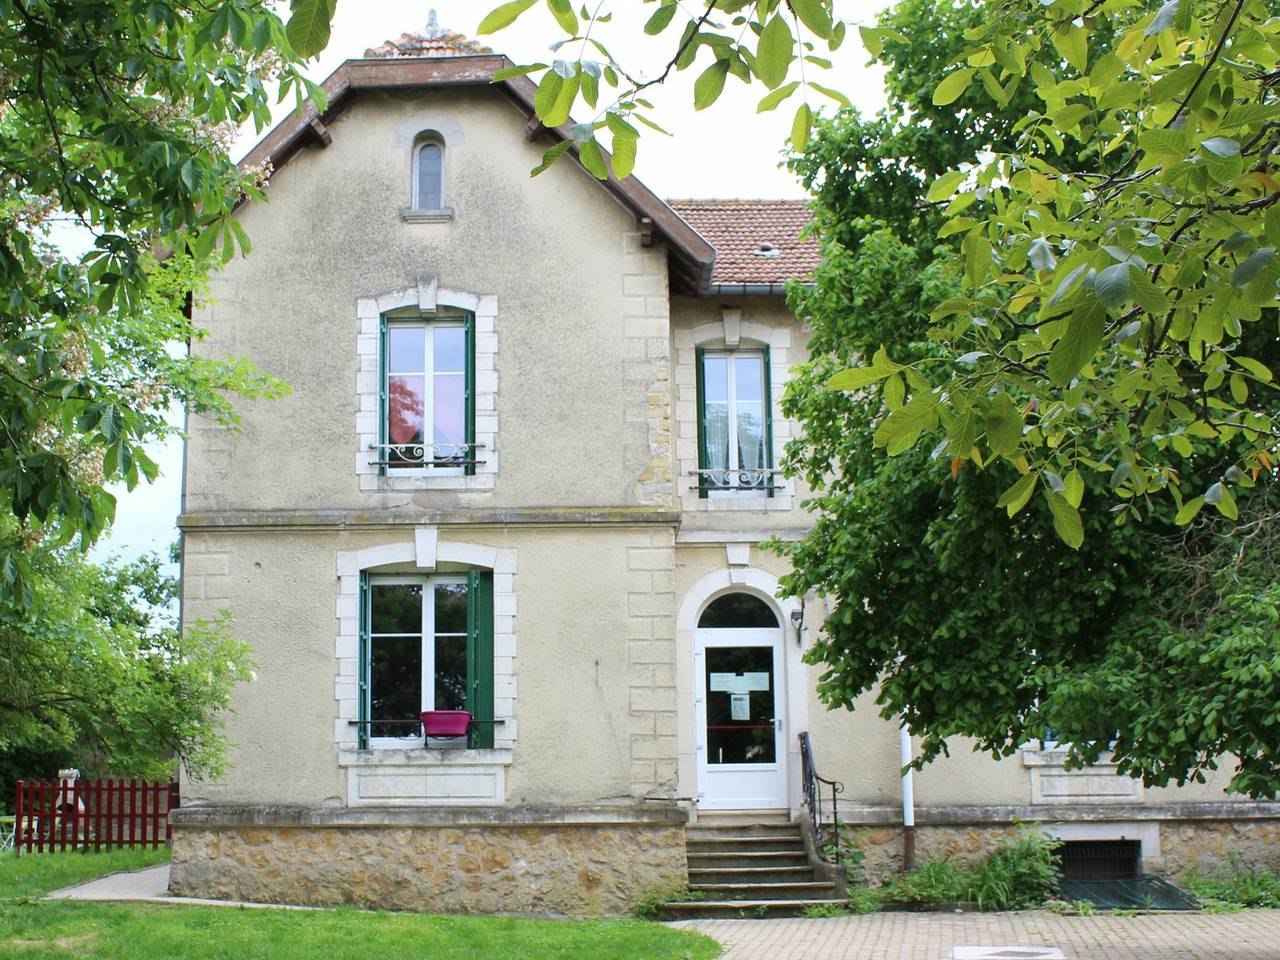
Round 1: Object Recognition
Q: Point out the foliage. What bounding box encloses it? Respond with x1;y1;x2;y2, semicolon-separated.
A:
799;901;850;917
1183;855;1280;909
0;540;253;780
846;884;884;914
822;832;867;884
476;0;852;179
631;879;703;919
830;0;1280;544
881;830;1061;910
0;849;170;901
1;0;305;599
775;0;1280;796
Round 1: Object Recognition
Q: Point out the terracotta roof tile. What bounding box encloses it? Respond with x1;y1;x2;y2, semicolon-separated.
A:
666;198;818;287
364;13;491;59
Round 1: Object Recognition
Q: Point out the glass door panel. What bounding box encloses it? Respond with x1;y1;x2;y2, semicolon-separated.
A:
704;646;776;765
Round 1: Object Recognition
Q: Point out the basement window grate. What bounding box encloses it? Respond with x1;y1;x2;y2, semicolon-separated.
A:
1056;840;1141;882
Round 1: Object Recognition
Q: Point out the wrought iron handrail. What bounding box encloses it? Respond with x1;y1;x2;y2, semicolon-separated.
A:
368;442;486;468
687;467;783;492
799;730;845;863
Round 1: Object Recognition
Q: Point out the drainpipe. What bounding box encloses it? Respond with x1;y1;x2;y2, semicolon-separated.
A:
900;723;916;872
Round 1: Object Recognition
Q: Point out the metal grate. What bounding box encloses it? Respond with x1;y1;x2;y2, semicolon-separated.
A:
1057;839;1141;882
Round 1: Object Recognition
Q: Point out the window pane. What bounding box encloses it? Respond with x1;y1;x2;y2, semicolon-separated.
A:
705;646;776;765
736;404;766;471
417;143;442;209
434;635;467;711
387;326;425;373
702;355;728;402
734;355;764;402
371;583;422;634
370;636;421;738
434;325;465;373
434;582;468;634
704;401;730;471
388;375;426;447
433;375;465;448
699;593;780;628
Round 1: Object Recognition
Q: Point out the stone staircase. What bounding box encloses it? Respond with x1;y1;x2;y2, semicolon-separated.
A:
659;819;845;919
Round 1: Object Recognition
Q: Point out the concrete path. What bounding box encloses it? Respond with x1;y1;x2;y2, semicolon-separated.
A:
671;909;1280;959
45;865;312;910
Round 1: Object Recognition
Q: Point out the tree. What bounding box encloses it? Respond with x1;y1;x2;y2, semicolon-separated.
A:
0;538;253;782
1;0;311;593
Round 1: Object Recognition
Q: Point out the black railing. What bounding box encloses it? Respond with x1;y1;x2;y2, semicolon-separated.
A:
799;731;844;862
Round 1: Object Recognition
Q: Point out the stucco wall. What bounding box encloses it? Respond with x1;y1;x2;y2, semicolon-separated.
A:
187;86;669;516
182;524;679;808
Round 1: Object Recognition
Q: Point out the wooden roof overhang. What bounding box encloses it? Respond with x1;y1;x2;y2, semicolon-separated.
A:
239;55;716;294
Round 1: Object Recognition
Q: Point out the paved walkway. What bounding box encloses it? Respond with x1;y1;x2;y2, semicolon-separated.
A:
672;910;1280;959
45;865;311;910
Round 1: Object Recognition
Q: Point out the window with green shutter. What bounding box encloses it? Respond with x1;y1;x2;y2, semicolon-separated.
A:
695;347;775;497
356;570;495;749
376;309;478;476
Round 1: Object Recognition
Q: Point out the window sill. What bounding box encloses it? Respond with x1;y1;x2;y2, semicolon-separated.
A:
400;206;454;223
339;747;513;767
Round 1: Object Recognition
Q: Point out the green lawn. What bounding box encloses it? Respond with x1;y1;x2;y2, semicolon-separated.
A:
0;852;720;960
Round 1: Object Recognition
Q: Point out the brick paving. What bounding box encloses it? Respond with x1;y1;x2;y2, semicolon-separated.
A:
671;909;1280;959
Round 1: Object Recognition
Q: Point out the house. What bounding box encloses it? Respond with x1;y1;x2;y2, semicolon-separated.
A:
170;19;1280;916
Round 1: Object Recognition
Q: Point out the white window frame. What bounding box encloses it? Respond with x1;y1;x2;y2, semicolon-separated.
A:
412;138;446;211
366;573;468;750
701;348;770;498
385;317;467;477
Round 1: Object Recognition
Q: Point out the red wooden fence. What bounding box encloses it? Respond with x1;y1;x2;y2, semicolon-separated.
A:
13;779;179;855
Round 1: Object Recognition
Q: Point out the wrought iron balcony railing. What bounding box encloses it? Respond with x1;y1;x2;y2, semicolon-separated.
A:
368;442;486;469
688;467;784;492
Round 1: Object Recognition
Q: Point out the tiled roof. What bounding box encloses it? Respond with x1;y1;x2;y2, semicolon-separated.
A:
363;12;492;59
666;199;819;287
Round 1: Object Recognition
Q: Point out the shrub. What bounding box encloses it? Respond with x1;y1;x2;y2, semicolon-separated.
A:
1183;857;1280;909
883;859;966;904
881;828;1062;910
847;884;885;914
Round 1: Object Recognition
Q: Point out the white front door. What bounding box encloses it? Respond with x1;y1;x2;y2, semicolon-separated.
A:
694;627;788;809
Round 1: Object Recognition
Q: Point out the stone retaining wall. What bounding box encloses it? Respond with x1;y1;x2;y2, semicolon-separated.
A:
169;805;687;917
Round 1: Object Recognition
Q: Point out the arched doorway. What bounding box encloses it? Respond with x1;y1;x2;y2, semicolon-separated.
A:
694;592;789;809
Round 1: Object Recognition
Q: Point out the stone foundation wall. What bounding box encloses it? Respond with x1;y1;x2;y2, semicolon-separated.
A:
170;805;687;917
831;804;1280;884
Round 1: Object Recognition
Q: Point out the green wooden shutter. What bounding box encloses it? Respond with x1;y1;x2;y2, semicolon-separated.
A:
357;571;371;749
464;313;476;477
466;569;494;748
695;346;709;498
377;315;388;477
762;345;775;499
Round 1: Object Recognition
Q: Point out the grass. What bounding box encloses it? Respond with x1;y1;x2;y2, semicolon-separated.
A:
0;853;721;960
0;849;170;900
1183;856;1280;910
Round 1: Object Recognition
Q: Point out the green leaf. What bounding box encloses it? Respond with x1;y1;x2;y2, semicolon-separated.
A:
578;138;608;180
530;139;572;176
756;14;794;89
1044;490;1084;549
926;170;965;203
1201;137;1240;157
791;102;812;150
984;393;1023;457
859;26;884;57
694;59;730;110
609;133;637;179
873;390;939;451
810;82;851;108
1235;356;1274;383
963;230;991;287
1092;262;1132;308
542;73;580;127
1051;24;1088;73
534;70;564;119
546;0;578;35
1232;247;1275;287
1048;299;1106;386
1144;0;1180;36
757;81;800;113
492;63;549;81
644;3;676;34
1175;496;1204;525
285;0;333;57
997;472;1038;517
789;0;833;39
827;366;892;391
933;68;975;106
478;0;539;34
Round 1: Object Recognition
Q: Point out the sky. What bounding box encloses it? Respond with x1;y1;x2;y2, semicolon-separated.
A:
92;0;893;566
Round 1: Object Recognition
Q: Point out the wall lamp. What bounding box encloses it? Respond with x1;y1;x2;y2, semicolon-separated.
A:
789;602;805;644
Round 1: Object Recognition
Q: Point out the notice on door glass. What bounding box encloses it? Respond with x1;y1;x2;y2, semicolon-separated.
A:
709;672;770;694
730;693;750;720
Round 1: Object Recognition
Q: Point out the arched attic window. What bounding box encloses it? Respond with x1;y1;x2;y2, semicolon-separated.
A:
698;592;780;628
413;136;445;210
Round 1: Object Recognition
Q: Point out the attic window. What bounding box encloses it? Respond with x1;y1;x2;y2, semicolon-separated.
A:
403;134;453;222
753;242;781;259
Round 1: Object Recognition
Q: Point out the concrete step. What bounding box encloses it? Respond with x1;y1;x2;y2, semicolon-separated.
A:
686;823;801;839
686;850;810;869
690;811;793;827
689;865;817;885
686;835;806;853
658;898;848;920
691;881;839;901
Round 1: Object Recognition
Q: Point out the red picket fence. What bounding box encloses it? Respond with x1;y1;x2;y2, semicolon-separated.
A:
13;779;179;855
